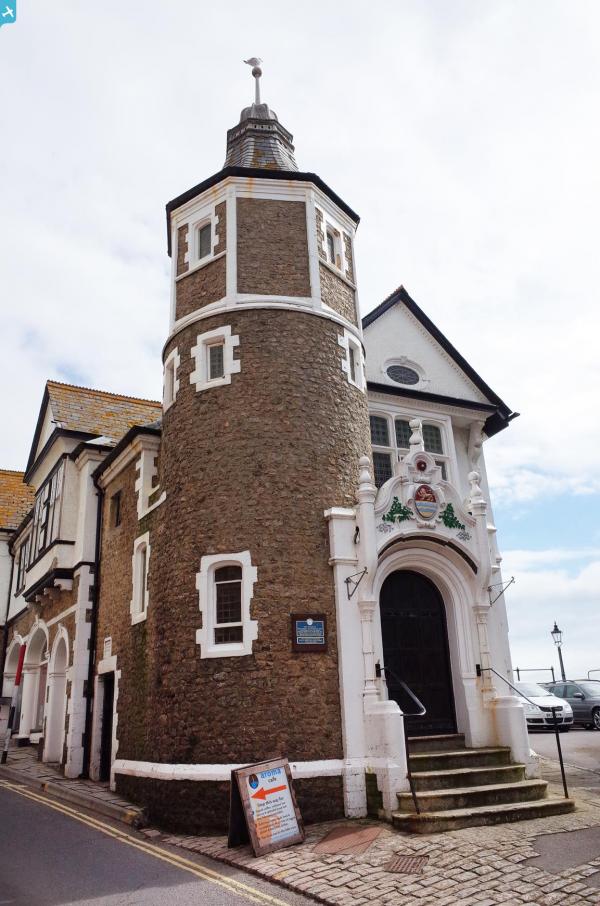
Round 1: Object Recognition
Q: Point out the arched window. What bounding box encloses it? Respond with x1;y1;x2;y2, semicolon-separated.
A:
196;552;258;658
214;566;243;644
130;534;150;624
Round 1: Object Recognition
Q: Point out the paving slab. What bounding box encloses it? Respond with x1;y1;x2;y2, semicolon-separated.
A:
0;745;146;827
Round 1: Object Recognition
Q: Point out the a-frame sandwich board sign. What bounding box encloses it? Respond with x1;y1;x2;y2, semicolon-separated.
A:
228;757;305;857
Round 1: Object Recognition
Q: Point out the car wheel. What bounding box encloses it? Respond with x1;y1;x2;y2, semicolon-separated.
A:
593;709;600;731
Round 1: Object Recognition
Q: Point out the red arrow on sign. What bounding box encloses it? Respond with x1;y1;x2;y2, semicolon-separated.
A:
251;784;287;801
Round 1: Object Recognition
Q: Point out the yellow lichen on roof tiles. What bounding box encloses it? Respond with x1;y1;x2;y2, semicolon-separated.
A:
45;381;161;442
0;470;35;531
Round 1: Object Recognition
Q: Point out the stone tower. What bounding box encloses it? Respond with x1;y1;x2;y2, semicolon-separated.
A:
120;65;371;830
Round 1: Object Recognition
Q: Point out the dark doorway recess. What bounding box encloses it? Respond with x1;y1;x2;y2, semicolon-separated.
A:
380;570;456;736
99;672;115;783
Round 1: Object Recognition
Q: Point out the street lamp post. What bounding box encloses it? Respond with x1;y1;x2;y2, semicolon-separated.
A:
551;621;567;682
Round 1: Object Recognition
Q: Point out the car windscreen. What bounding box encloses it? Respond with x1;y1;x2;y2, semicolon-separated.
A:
578;683;600;697
516;683;552;697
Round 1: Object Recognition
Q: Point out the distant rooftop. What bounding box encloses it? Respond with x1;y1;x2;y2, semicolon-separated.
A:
45;381;162;444
0;470;35;531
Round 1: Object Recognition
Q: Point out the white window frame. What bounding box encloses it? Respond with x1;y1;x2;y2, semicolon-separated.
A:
130;533;150;625
317;206;352;278
195;219;212;262
338;329;365;391
190;324;240;393
369;413;394;488
369;408;454;485
163;347;180;411
396;418;450;480
195;551;258;659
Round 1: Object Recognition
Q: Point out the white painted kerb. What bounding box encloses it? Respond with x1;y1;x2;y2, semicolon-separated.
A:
113;759;345;782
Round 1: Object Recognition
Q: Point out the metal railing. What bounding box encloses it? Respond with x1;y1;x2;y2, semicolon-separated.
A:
515;666;556;683
376;662;426;814
476;664;569;799
587;669;600;680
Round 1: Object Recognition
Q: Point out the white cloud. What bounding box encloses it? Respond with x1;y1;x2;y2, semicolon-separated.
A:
502;548;600;680
0;0;599;524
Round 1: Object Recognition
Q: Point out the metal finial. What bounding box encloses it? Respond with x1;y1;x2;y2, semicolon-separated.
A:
243;57;263;105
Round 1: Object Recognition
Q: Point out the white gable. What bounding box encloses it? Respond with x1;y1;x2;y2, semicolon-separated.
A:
363;302;489;405
35;401;56;459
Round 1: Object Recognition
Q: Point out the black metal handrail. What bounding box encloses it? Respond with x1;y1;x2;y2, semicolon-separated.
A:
476;664;570;799
376;662;426;814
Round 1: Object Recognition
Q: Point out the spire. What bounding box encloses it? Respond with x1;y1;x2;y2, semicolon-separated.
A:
224;59;298;171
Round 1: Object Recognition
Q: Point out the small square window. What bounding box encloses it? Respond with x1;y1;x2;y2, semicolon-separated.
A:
395;419;411;449
110;492;122;528
208;343;225;381
373;452;393;488
197;223;212;260
370;416;390;447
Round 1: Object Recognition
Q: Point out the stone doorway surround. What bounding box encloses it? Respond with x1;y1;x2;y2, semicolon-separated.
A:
326;446;537;820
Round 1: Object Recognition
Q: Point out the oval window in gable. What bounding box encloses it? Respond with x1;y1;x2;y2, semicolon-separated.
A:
386;365;420;385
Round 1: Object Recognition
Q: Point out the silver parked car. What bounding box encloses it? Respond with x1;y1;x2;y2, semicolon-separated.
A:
546;681;600;730
515;682;573;732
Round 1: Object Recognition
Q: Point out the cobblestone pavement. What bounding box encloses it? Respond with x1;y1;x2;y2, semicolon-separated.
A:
161;783;600;906
0;747;139;816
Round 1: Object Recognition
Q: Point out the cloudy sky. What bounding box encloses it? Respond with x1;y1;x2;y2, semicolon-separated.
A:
2;1;599;680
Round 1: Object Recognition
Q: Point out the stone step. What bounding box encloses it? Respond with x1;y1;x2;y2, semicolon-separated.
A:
409;746;511;773
392;796;576;834
398;779;548;813
407;734;466;753
411;763;527;791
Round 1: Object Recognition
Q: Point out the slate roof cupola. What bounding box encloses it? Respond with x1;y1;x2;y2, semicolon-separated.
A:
224;58;298;171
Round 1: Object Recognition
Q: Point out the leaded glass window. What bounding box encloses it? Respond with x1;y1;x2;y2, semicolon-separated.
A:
348;345;357;383
395;419;411;449
214;565;243;644
423;424;443;455
386;365;419;385
327;231;336;265
197;223;212;260
373;452;393;488
370;415;389;447
208;343;224;381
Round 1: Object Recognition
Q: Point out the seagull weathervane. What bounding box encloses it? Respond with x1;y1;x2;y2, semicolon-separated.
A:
243;57;263;105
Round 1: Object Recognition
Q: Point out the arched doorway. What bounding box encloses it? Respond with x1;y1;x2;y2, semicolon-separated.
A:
2;642;23;735
380;570;456;736
20;627;49;738
45;635;68;763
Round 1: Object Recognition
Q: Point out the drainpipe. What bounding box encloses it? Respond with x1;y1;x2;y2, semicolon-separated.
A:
80;478;104;778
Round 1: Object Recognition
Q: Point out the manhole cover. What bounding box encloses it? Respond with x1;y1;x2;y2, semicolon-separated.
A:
386;854;429;874
314;825;383;856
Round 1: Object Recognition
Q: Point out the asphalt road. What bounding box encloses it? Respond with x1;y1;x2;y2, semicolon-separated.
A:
530;727;600;772
529;727;600;794
0;782;312;906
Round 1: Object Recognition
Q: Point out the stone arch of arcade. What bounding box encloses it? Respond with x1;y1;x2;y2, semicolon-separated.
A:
19;623;50;741
44;626;69;763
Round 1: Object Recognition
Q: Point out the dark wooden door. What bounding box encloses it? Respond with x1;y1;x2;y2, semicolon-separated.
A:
380;570;456;736
99;673;114;782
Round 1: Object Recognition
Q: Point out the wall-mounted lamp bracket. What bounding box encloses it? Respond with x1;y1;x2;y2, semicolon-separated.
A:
345;567;368;600
487;576;515;606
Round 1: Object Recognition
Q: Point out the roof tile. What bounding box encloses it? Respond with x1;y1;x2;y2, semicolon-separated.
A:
0;470;35;531
46;381;161;443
